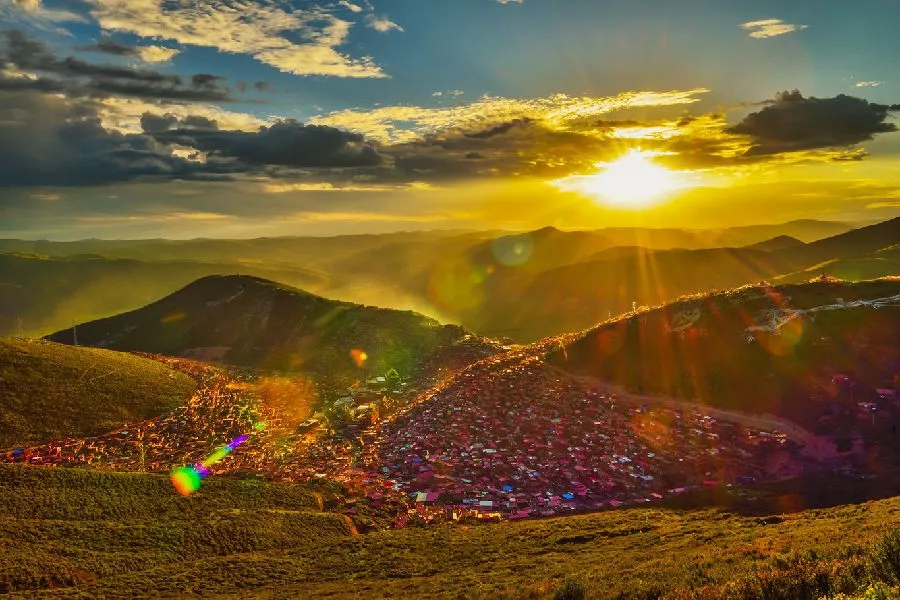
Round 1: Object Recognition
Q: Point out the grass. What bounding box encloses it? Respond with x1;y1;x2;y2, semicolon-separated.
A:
4;464;900;598
0;464;344;595
0;338;196;449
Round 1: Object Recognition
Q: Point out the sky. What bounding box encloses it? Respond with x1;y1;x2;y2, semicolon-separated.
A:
1;0;899;240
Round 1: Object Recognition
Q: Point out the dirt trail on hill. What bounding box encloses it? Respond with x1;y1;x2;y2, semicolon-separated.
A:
549;366;838;461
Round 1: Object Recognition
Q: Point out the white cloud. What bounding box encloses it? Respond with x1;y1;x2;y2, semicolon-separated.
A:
135;45;180;63
855;81;883;88
311;88;710;143
82;0;387;78
338;1;364;13
740;18;807;39
365;13;403;33
496;0;523;4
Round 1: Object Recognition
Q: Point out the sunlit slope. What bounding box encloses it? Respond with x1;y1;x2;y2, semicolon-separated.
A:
548;278;900;430
6;462;900;599
0;338;195;449
46;275;489;379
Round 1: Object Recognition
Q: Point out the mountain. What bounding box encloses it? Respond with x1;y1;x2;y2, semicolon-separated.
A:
0;253;329;338
777;216;900;266
745;235;805;252
46;275;496;381
548;277;900;433
0;338;195;449
4;218;894;343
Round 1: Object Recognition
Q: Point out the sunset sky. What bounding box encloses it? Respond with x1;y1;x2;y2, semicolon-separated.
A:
1;0;898;240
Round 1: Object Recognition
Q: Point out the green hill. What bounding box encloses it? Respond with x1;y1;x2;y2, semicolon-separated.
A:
45;275;495;382
547;278;900;434
0;338;195;449
4;464;900;598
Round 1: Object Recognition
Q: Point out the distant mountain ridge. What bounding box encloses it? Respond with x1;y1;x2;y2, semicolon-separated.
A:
46;275;497;381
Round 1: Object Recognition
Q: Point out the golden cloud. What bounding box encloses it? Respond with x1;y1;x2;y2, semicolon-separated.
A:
84;0;386;78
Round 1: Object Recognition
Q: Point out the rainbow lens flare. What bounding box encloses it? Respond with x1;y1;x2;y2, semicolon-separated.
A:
171;466;203;496
171;425;262;496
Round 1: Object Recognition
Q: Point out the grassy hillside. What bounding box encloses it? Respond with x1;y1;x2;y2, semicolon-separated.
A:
45;275;493;382
548;278;900;433
4;464;900;598
0;464;349;595
0;338;195;449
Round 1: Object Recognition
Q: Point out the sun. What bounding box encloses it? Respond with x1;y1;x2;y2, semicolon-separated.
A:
552;149;694;208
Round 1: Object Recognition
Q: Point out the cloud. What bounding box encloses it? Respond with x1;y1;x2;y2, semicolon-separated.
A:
4;0;85;24
137;45;180;63
78;39;180;63
855;81;883;88
82;0;387;78
311;88;710;142
740;18;807;39
262;182;427;194
0;81;385;187
94;97;266;134
496;0;523;4
338;1;364;13
146;120;384;169
0;89;199;186
1;30;230;102
726;90;899;155
365;14;403;33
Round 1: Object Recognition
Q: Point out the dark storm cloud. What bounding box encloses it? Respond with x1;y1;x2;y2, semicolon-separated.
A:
77;39;139;57
1;30;233;103
139;112;179;133
0;90;200;186
146;119;384;168
727;90;900;156
464;117;533;139
0;88;387;188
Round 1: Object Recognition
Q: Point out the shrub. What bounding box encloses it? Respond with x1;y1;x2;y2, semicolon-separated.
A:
871;530;900;585
554;577;587;600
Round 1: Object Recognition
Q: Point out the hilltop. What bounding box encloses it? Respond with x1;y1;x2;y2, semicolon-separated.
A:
0;338;195;449
548;278;900;436
46;275;497;382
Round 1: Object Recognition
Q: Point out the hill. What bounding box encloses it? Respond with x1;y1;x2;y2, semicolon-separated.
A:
46;275;494;381
547;278;900;434
0;252;329;338
0;338;195;449
4;464;900;598
745;235;805;252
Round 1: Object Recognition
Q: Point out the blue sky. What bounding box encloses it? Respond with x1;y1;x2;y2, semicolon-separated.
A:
0;0;898;239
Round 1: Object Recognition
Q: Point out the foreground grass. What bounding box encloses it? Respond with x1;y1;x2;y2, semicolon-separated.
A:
0;465;343;595
4;465;900;599
0;338;195;448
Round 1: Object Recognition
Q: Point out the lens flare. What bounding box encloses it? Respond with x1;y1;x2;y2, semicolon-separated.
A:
171;426;261;496
350;348;368;368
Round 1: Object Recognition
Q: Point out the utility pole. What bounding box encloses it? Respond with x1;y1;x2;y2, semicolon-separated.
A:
15;316;24;339
72;322;78;346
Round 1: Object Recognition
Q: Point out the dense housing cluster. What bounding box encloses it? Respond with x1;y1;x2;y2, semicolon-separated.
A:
4;348;810;525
